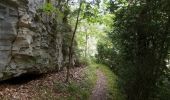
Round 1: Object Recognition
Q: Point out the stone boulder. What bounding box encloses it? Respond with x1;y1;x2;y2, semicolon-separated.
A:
0;0;76;80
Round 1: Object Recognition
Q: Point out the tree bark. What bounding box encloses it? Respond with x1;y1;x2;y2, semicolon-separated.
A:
66;1;82;82
85;27;88;58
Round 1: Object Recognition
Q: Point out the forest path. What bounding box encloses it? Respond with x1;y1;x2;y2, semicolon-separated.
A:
90;69;107;100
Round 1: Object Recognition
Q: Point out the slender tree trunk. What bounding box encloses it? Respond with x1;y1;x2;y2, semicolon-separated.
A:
85;27;88;58
66;1;82;82
168;55;170;65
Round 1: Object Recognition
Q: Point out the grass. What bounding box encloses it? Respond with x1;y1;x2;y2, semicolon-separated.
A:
0;59;124;100
60;61;125;100
54;81;90;100
29;61;124;100
95;63;125;100
49;62;98;100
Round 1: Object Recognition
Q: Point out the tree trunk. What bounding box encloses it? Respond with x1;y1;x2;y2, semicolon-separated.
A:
85;27;88;58
66;1;82;82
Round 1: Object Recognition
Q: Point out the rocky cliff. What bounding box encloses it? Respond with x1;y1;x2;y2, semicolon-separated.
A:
0;0;76;80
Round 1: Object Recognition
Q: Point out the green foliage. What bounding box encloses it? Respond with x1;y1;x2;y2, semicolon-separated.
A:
52;59;100;100
97;0;170;100
74;3;114;58
76;23;103;57
102;14;114;27
69;0;101;25
41;3;64;23
97;64;125;100
82;4;100;23
69;0;114;59
85;62;98;86
96;38;114;66
42;3;56;13
157;77;170;100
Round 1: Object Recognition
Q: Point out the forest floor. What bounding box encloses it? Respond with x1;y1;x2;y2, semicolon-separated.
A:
0;63;123;100
90;69;107;100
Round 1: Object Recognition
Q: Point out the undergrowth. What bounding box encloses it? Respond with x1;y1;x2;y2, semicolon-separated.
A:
96;63;125;100
53;63;97;100
18;60;124;100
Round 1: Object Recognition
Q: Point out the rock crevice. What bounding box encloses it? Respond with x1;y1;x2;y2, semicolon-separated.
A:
0;0;76;80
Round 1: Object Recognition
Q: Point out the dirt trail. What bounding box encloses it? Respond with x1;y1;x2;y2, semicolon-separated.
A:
90;69;107;100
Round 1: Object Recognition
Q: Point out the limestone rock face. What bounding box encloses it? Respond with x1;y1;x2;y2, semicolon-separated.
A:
0;0;74;80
